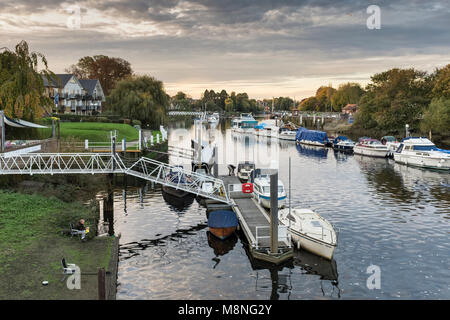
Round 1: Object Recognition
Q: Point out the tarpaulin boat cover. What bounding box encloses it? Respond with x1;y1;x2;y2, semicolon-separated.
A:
333;136;349;144
295;127;308;141
296;128;328;143
208;210;238;228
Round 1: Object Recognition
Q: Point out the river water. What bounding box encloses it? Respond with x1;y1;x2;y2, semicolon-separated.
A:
108;120;449;300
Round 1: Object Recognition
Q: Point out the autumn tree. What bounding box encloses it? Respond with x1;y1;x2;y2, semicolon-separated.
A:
331;82;365;111
0;40;53;121
66;55;133;96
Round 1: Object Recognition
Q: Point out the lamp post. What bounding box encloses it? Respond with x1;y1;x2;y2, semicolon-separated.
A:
405;124;410;138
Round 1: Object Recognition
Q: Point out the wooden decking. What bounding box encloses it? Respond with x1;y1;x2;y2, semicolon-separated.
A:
206;175;293;265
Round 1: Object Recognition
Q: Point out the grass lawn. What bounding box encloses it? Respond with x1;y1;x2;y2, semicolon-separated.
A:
0;190;114;299
38;122;139;142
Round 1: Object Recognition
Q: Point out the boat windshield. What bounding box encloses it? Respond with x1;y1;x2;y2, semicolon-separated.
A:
262;186;284;194
412;145;437;151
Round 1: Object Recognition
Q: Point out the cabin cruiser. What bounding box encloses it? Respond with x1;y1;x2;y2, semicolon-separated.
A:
252;172;286;209
237;161;255;182
332;136;355;153
278;208;337;260
381;135;400;157
353;138;389;158
254;119;279;138
296;128;329;147
279;127;297;141
393;137;450;170
231;113;258;133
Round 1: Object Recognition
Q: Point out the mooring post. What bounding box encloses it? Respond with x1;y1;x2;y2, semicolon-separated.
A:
270;172;279;254
0;110;5;153
213;146;218;177
51;118;56;138
98;267;106;300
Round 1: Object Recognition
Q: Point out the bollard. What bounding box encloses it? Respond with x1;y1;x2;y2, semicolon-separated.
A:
151;135;154;146
156;134;160;144
98;268;106;300
85;139;89;150
122;138;126;152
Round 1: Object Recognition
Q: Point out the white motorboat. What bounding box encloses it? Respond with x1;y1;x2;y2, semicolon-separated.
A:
237;161;255;182
254;120;279;138
332;136;355;152
279;208;337;260
278;128;297;141
231;113;258;133
393;137;450;170
353;138;389;158
381;136;400;157
253;173;286;209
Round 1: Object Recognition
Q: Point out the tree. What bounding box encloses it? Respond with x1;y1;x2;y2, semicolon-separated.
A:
432;64;450;99
315;86;336;111
0;40;53;121
331;82;365;111
172;91;192;110
420;98;450;135
66;55;133;96
107;75;169;128
355;68;434;131
298;97;319;111
224;97;234;112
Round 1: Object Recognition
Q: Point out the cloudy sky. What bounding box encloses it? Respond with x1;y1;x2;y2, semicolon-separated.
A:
1;0;449;99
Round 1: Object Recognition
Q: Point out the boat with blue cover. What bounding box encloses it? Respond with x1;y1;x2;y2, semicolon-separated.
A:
332;136;355;153
208;210;239;240
296;127;329;147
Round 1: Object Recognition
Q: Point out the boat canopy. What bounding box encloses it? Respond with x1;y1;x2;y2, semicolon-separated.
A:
296;128;329;143
255;123;267;129
208;210;238;228
333;136;349;144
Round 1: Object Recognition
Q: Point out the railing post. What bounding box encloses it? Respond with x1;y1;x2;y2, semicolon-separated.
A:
0;111;5;153
98;267;106;300
85;139;89;150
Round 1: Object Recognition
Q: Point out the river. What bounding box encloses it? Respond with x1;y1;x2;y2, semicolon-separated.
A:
105;120;450;299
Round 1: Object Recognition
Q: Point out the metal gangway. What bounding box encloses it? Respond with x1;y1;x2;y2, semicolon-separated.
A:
0;152;230;204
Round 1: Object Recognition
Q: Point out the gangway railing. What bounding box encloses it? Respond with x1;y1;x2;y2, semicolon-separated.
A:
0;152;230;204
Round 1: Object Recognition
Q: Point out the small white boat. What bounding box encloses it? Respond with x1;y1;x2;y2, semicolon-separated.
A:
279;208;337;260
393;137;450;170
278;128;297;141
253;173;286;209
381;136;400;157
207;113;219;123
353;138;389;158
237;161;255;182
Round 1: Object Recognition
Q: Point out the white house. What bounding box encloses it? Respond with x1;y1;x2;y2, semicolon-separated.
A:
43;74;105;115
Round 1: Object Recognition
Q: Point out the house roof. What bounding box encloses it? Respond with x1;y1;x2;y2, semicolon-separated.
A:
79;79;99;95
42;74;74;88
342;104;358;111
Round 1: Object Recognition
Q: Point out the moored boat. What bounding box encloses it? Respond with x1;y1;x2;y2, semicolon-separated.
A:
237;161;255;182
332;136;355;153
296;127;329;147
252;170;286;209
208;210;239;240
381;135;400;157
279;208;337;260
393;137;450;170
162;166;193;198
231;113;258;133
353;138;389;158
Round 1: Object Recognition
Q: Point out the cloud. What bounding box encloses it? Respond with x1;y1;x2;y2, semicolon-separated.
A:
0;0;449;98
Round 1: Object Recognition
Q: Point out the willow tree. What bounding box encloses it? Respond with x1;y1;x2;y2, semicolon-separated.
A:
0;40;53;121
107;75;169;128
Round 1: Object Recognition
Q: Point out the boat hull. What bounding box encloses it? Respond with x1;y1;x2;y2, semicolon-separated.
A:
297;140;327;147
353;146;388;158
256;194;286;209
209;226;237;240
393;154;450;170
162;185;190;198
289;228;336;260
279;133;296;141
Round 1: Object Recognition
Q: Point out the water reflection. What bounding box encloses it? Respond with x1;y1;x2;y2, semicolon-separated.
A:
295;143;328;160
207;232;238;268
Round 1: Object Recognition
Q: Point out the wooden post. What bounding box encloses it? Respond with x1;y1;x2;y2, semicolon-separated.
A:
270;172;279;254
213;146;218;178
98;267;106;300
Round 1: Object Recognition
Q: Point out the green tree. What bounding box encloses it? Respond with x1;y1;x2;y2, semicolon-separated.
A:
315;86;336;112
355;68;434;131
331;82;365;111
0;40;53;121
224;97;234;112
298;97;319;111
172;91;192;110
107;75;169;128
431;64;450;99
420;98;450;135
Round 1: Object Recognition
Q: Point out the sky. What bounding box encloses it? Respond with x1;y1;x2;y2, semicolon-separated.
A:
1;0;449;100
